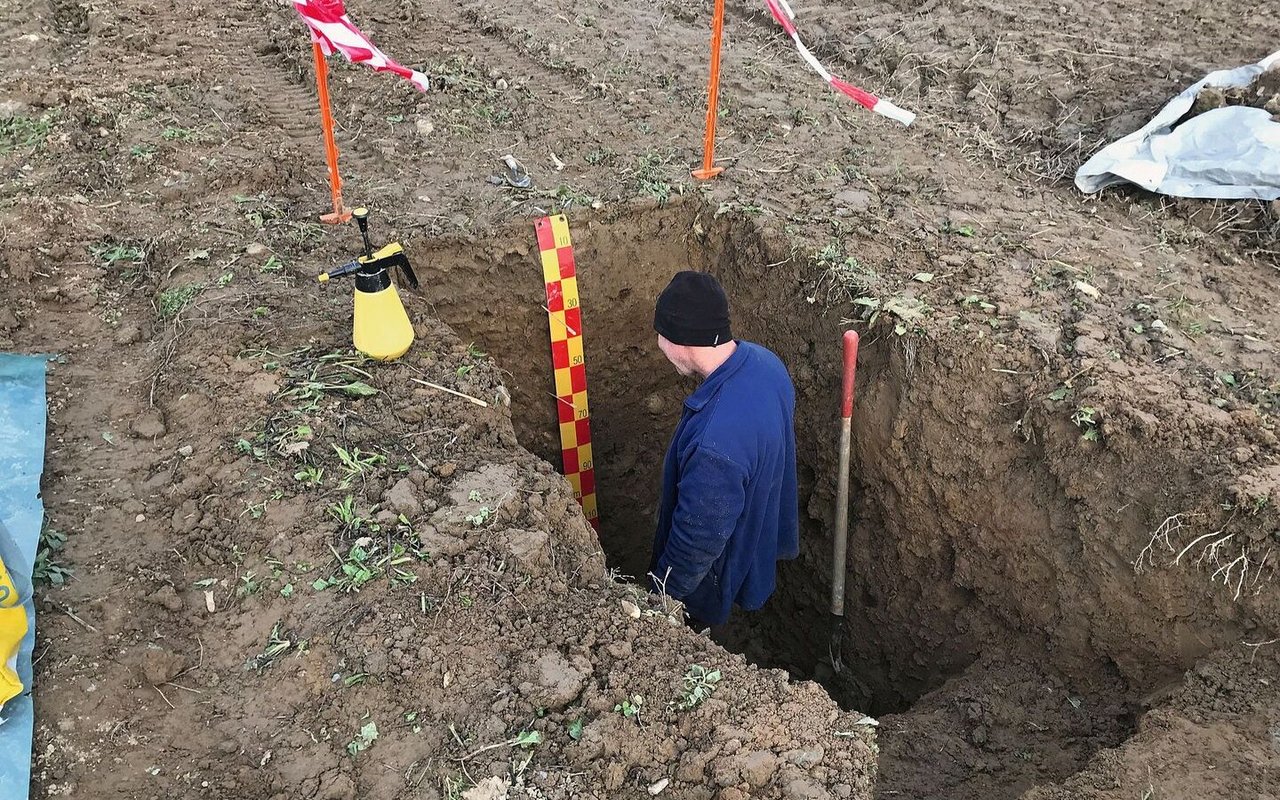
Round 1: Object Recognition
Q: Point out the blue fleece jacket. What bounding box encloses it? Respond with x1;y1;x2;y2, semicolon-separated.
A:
649;341;799;625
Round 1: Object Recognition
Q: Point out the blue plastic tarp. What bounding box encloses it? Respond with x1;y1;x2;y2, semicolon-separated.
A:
0;354;47;800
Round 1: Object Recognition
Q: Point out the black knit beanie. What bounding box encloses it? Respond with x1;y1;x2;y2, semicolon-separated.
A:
654;271;733;347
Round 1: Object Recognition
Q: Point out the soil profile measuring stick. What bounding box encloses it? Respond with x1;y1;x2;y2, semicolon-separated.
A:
535;216;600;531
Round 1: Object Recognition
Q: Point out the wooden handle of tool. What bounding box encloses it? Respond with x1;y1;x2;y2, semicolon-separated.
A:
831;329;859;618
841;330;859;419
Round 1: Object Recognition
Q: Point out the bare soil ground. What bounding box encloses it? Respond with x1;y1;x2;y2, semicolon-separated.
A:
2;0;1279;797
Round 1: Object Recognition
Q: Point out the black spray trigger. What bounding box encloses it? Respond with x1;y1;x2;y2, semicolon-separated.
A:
397;258;419;290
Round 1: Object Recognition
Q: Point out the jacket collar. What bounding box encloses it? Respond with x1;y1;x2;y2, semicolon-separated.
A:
684;341;749;412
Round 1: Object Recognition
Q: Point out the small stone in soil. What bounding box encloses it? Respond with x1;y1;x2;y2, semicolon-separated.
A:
148;585;183;612
383;477;422;517
140;646;188;685
970;724;989;746
131;410;167;439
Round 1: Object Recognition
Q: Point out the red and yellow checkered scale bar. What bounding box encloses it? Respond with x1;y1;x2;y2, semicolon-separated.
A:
535;215;599;531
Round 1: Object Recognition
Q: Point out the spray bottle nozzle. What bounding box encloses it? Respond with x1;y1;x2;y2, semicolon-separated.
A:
317;208;417;289
317;260;362;283
353;207;373;259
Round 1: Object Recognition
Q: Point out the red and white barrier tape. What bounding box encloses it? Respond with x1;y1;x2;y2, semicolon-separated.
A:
763;0;915;126
293;0;431;93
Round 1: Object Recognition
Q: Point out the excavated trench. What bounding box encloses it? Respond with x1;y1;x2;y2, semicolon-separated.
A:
418;201;1159;798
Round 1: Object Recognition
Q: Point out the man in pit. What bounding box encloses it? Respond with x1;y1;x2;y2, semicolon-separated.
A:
648;271;799;631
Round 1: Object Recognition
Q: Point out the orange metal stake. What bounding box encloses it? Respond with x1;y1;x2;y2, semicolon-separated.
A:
312;42;352;224
692;0;726;180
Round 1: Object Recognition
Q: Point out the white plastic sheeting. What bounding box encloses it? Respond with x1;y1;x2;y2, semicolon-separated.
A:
1076;50;1280;200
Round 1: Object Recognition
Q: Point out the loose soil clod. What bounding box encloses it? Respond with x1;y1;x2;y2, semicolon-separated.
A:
1187;63;1280;121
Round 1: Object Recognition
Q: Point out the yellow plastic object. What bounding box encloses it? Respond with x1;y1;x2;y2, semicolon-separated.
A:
318;209;418;361
0;555;28;709
353;283;414;361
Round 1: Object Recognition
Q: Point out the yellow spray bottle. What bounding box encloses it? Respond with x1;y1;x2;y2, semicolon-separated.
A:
317;208;419;361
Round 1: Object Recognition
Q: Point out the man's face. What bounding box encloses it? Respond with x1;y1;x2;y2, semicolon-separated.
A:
657;334;695;377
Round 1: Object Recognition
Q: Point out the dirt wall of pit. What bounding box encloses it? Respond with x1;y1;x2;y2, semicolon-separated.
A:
713;212;1280;712
410;200;1280;718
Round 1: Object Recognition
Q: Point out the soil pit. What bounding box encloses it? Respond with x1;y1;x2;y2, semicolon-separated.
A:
418;202;1146;799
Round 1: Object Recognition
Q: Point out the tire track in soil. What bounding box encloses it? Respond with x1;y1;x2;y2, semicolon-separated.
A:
231;18;360;150
165;0;395;193
48;0;89;47
718;0;899;95
436;0;653;137
233;56;330;145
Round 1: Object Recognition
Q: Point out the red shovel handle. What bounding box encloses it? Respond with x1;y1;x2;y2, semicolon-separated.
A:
841;330;859;419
